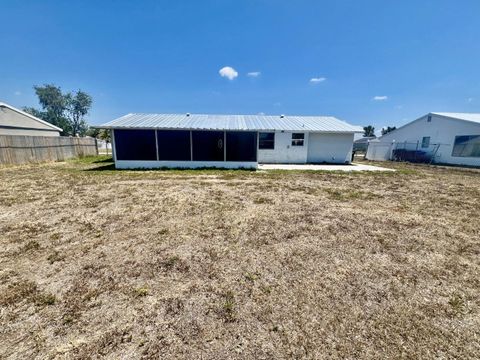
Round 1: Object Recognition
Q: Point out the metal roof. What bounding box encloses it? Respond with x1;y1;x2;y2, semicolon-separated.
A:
98;113;363;133
432;112;480;124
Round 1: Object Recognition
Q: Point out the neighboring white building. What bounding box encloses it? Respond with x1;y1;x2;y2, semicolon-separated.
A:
366;112;480;167
353;136;375;152
99;113;362;169
0;102;62;136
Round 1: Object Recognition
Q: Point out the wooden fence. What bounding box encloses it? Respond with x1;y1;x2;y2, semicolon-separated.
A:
0;135;98;165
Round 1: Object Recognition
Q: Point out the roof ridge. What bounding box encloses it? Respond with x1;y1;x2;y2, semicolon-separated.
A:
97;113;362;132
126;112;338;118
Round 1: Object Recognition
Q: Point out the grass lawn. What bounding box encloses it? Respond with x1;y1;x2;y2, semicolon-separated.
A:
0;156;479;359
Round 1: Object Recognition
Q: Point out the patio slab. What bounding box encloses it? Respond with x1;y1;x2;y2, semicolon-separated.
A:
258;163;395;172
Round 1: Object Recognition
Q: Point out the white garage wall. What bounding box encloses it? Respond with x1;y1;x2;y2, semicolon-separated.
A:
307;133;354;164
258;131;355;164
258;131;309;163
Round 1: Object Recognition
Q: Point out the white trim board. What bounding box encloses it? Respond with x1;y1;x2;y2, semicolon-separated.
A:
115;160;257;169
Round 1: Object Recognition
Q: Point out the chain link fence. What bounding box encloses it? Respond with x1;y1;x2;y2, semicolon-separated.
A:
366;140;480;167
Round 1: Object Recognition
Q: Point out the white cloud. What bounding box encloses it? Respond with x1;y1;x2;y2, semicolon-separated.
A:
14;91;21;96
373;95;388;101
310;77;326;83
219;66;238;80
247;71;261;77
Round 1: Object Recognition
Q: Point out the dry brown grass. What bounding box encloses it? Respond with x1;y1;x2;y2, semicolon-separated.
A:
0;157;479;359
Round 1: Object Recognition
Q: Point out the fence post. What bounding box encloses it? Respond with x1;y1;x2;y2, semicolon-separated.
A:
415;140;419;162
430;144;440;164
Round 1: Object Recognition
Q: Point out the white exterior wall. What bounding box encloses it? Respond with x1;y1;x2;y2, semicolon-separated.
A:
366;141;393;161
307;133;354;164
366;114;480;166
0;106;61;136
258;131;354;164
258;131;309;163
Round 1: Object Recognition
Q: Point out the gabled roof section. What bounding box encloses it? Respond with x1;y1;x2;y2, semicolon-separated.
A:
431;112;480;124
99;113;363;133
354;136;376;143
0;102;63;131
378;111;480;140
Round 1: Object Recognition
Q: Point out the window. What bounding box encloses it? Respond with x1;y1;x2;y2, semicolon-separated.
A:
427;115;432;122
291;133;304;146
114;129;157;160
452;135;480;157
421;136;430;148
259;132;275;149
157;130;191;161
226;132;257;162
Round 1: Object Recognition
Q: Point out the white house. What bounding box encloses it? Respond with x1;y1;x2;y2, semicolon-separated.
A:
366;112;480;167
99;113;362;169
0;102;62;136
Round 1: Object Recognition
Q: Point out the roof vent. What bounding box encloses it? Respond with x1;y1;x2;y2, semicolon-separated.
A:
280;114;285;118
186;113;190;117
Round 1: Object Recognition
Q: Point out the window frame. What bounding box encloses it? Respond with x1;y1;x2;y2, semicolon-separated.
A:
451;135;480;158
258;132;275;150
291;133;305;146
421;136;430;148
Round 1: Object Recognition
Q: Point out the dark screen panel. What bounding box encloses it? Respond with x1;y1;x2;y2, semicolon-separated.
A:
114;129;157;160
192;131;224;161
157;130;191;160
226;132;257;162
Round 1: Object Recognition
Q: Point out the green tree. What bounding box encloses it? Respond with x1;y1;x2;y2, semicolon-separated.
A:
34;84;66;120
86;128;111;154
85;127;100;138
32;84;72;133
65;91;92;136
98;129;111;143
22;107;44;119
381;126;397;135
24;84;92;136
363;125;375;137
86;128;110;142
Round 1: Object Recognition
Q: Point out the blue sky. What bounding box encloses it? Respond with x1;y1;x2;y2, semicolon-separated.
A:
1;0;480;132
